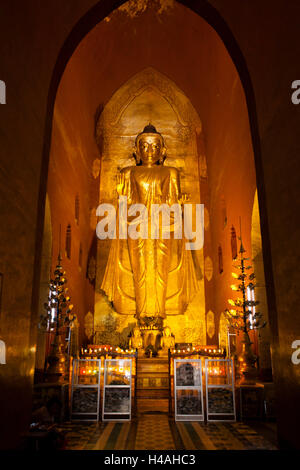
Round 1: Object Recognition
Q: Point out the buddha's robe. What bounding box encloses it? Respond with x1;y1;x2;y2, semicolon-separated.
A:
101;164;198;319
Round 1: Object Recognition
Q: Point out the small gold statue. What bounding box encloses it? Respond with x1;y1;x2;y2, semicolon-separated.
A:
129;326;143;349
160;326;175;350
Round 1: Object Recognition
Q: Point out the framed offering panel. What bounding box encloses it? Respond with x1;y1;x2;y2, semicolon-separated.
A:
102;359;132;421
174;359;204;421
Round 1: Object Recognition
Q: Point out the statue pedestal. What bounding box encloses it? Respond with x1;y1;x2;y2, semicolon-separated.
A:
33;382;70;422
136;357;170;414
236;383;264;420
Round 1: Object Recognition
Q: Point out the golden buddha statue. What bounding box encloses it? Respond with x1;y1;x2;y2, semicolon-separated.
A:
129;326;143;349
101;124;198;326
160;326;175;350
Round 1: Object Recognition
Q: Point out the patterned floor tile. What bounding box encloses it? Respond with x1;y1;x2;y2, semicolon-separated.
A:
58;416;278;450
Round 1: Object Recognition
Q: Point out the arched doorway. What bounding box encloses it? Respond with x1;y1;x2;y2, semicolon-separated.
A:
32;1;278;433
41;0;268;352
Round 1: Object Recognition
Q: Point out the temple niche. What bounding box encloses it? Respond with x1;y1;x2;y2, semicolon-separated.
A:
94;68;206;347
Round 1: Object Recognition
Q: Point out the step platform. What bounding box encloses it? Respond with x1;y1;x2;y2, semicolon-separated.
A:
136;356;171;413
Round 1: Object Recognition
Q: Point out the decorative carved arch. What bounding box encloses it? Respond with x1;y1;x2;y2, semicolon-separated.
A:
96;67;204;207
96;67;201;145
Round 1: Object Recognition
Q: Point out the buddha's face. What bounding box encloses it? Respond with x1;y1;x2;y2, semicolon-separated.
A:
137;134;163;166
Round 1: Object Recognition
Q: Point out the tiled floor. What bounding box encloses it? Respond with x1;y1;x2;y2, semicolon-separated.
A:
57;414;278;450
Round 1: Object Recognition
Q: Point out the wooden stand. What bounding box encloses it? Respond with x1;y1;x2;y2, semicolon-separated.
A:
33;382;70;422
236;382;264;420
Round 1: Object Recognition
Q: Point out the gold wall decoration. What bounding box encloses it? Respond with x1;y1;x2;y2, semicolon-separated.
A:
84;312;94;340
206;310;215;339
92;159;101;179
218;312;228;349
204;256;213;281
204;207;210;231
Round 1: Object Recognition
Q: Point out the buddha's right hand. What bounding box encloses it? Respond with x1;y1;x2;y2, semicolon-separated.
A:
179;193;190;205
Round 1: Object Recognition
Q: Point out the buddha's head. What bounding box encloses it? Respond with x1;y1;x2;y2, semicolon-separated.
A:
135;124;166;166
